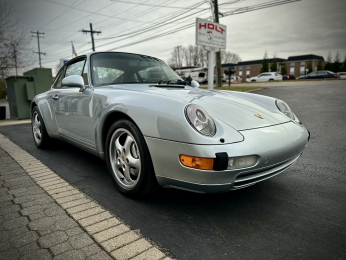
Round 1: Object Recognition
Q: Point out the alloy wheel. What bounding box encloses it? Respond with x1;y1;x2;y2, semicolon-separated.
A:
109;128;141;189
32;111;42;144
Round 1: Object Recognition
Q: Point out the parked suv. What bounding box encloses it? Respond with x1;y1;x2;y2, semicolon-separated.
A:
249;72;282;82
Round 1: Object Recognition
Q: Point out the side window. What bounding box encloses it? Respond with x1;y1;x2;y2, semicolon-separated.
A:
65;60;85;78
53;70;64;89
82;62;89;85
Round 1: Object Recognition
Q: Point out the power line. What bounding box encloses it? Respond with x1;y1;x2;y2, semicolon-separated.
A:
96;0;175;31
104;0;301;52
31;31;46;68
109;0;208;9
93;0;152;28
46;1;116;32
36;0;84;31
45;0;177;26
39;0;176;59
222;0;301;15
96;1;208;40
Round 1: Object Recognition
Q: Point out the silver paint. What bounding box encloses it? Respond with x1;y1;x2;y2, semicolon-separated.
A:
31;52;309;193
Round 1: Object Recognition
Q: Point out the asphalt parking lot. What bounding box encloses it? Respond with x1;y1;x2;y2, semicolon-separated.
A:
0;81;345;260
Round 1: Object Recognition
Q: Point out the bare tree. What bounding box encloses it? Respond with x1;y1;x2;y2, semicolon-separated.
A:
181;47;189;66
0;1;33;78
168;44;241;68
220;50;241;64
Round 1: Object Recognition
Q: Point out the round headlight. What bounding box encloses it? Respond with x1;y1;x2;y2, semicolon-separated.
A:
276;99;295;120
185;104;216;136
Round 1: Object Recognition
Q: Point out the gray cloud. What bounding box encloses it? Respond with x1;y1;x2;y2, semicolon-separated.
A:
3;0;346;74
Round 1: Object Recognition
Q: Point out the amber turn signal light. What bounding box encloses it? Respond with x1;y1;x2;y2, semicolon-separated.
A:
179;155;214;170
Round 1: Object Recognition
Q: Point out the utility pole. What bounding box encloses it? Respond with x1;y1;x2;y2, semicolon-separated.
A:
31;31;45;68
176;45;182;69
213;0;222;87
82;23;101;52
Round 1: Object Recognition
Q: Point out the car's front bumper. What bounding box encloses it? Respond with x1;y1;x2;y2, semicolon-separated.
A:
145;121;309;194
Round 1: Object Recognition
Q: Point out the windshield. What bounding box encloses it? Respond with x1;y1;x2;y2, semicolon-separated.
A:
91;52;183;85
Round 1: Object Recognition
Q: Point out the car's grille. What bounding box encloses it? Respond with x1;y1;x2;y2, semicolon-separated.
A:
233;154;301;189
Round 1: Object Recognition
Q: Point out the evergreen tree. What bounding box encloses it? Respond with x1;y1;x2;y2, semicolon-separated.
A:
343;53;346;72
261;50;269;73
281;63;287;75
333;51;341;72
270;53;278;72
324;51;333;71
306;61;313;74
317;59;323;70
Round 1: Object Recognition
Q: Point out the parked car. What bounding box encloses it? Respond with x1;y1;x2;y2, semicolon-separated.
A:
296;70;338;80
30;52;309;197
249;72;283;82
282;74;295;80
337;72;346;79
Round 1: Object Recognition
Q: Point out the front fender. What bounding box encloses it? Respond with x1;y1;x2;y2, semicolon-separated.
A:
94;88;244;155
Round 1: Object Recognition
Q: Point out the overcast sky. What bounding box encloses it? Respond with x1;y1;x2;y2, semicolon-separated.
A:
5;0;346;75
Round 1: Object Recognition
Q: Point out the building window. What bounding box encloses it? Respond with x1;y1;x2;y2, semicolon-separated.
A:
246;66;250;77
290;63;295;75
300;62;305;75
239;67;242;77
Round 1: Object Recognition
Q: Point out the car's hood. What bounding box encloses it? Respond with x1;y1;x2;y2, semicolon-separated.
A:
106;84;290;131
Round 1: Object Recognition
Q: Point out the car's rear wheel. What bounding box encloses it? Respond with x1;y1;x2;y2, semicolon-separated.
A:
251;80;256;82
31;107;51;149
269;79;274;81
105;120;158;198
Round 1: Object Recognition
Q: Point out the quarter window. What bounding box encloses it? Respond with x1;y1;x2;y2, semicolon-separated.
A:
53;70;64;89
65;60;85;78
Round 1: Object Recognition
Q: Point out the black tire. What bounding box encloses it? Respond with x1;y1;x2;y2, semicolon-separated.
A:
105;119;159;198
31;106;51;149
269;79;274;81
251;80;256;82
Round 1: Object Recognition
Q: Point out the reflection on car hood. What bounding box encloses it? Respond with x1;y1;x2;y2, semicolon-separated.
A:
106;84;290;131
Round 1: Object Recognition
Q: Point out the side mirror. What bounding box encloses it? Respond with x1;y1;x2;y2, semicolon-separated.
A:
62;75;86;92
191;80;200;88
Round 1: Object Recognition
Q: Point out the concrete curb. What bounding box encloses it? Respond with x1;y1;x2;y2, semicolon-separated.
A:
0;133;173;260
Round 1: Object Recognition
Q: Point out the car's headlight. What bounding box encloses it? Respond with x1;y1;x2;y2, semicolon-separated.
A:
185;104;216;136
276;99;295;120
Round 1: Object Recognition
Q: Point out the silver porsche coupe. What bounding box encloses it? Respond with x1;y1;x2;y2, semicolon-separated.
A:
31;52;309;197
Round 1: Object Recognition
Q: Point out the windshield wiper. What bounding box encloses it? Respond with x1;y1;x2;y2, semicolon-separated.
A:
156;80;186;86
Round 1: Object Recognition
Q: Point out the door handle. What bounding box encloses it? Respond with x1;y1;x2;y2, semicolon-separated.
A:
52;95;59;100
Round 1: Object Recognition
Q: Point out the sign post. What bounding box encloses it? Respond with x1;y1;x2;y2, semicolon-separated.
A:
196;18;227;90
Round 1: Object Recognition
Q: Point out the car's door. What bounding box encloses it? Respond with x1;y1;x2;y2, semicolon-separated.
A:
53;58;95;146
256;74;264;81
258;73;268;82
40;68;65;135
315;71;325;79
306;72;316;79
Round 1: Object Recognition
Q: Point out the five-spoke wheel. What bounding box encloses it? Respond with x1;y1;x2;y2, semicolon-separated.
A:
109;128;141;189
31;107;50;148
32;111;42;144
105;119;158;198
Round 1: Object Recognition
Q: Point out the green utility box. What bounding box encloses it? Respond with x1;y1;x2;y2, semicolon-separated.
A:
6;68;53;119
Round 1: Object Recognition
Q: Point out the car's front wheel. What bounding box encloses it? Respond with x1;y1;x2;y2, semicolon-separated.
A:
105;120;158;198
31;107;51;149
251;80;256;82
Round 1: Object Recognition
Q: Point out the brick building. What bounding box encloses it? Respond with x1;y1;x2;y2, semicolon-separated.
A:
282;54;325;78
221;54;325;81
